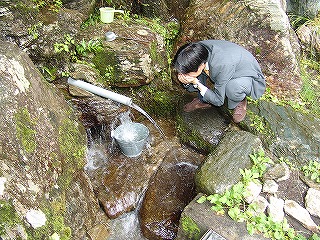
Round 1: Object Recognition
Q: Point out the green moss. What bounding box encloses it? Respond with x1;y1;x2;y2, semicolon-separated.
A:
15;107;37;153
57;118;86;190
92;50;122;85
181;216;201;240
138;87;177;117
0;200;21;235
176;115;215;154
150;40;165;66
58;119;86;166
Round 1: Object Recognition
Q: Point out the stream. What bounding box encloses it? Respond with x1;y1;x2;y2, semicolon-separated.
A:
84;109;205;239
67;78;205;239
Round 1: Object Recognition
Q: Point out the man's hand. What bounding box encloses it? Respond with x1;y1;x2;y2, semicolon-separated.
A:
178;74;198;85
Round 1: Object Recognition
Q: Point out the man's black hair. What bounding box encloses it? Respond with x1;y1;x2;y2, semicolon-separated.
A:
173;42;208;74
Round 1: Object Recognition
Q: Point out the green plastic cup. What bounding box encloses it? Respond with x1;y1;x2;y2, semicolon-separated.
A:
99;7;124;23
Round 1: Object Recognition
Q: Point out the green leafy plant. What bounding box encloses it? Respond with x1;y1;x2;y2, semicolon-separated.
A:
54;34;103;62
75;39;103;56
81;10;100;29
300;58;320;116
196;150;305;239
294;233;320;240
249;149;274;177
42;66;57;82
301;160;320;183
117;10;131;21
32;0;62;12
28;22;43;39
104;65;115;79
247;110;266;134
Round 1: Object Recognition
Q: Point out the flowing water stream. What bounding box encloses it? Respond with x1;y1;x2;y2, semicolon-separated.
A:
131;103;166;137
68;79;190;238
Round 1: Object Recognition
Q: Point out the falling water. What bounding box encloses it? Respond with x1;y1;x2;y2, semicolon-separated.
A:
131;103;166;138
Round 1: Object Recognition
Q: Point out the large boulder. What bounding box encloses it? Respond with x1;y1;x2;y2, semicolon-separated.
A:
0;41;106;239
242;100;320;166
195;130;263;195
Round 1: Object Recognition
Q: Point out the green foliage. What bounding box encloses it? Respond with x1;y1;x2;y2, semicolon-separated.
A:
249;149;274;178
104;65;115;79
181;216;201;239
294;233;320;240
32;0;62;12
81;9;101;29
259;88;307;113
196;149;304;239
54;34;103;63
246;215;295;239
117;10;131;21
288;14;311;30
301;160;320;183
247;110;267;134
287;14;320;117
0;200;21;235
41;66;57;82
75;39;103;56
28;22;43;40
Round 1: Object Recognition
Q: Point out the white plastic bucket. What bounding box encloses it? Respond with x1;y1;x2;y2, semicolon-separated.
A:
113;122;149;157
99;7;124;23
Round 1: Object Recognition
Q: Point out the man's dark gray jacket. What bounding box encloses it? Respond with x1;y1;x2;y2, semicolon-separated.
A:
198;40;266;107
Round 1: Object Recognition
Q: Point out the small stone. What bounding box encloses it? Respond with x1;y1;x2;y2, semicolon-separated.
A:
305;188;320;218
284;200;319;233
268;196;284;222
262;179;279;194
49;233;60;240
264;162;290;182
248;195;269;216
244;181;262;203
26;209;47;228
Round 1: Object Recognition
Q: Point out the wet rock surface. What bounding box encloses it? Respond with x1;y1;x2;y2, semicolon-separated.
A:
139;147;204;240
177;94;229;153
246;100;320;166
195;130;263;194
0;40;103;239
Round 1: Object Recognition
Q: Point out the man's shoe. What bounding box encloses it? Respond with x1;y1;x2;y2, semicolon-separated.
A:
183;98;211;112
233;98;247;123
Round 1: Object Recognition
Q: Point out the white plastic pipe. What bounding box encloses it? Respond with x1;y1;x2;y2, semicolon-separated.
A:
67;78;132;106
